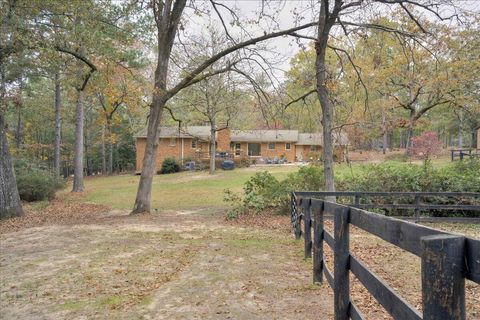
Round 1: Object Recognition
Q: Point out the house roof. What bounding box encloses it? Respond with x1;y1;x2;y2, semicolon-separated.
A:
134;126;210;140
135;126;349;146
297;132;349;146
297;133;323;146
230;130;298;142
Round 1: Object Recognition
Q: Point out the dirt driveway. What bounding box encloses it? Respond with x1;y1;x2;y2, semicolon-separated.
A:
0;207;333;320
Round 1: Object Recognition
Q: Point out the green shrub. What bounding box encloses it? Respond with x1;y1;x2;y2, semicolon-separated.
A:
243;171;284;211
337;160;480;217
223;188;245;219
15;164;66;202
223;171;287;216
159;158;180;174
224;160;480;219
283;165;325;191
223;166;326;218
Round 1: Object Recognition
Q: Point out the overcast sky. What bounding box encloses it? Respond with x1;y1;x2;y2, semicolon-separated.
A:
182;1;479;81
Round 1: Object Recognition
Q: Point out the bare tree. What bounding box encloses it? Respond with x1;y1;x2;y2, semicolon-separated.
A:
56;46;97;192
132;0;317;213
286;0;459;195
177;72;241;174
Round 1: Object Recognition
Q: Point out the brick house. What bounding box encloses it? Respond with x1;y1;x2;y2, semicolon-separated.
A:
135;126;348;172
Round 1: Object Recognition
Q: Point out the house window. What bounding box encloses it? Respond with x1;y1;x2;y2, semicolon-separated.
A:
268;142;275;150
235;143;241;156
310;145;318;151
248;143;261;156
285;143;291;150
170;138;176;146
191;139;197;149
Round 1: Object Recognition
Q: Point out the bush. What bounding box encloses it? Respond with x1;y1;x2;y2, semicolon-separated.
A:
409;132;443;162
15;162;66;202
283;165;325;191
223;171;288;217
224;160;480;219
223;165;325;218
234;157;251;168
159;157;180;174
336;160;480;216
223;188;245;219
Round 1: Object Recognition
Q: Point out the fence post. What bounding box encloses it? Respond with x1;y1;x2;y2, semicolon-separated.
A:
313;200;324;283
421;235;465;320
293;194;302;239
334;206;350;320
354;194;360;207
414;194;420;222
303;199;312;260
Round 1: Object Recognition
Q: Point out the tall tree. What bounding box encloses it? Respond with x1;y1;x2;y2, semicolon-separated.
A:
53;72;62;176
288;0;459;194
95;59;145;175
0;111;23;219
0;0;27;217
52;0;142;191
132;0;317;213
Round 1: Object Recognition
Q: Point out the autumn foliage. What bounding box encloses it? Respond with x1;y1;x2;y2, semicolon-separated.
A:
409;132;443;161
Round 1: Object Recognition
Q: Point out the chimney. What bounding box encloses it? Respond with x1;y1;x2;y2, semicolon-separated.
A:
216;123;231;152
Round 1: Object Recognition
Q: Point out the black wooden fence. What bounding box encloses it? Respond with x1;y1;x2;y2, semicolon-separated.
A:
291;191;480;228
291;192;480;320
451;148;479;161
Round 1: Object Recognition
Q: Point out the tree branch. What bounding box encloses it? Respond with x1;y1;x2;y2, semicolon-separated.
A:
167;21;317;98
282;89;316;110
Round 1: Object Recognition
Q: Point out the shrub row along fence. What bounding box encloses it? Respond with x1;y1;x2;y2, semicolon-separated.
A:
291;192;480;320
291;191;480;224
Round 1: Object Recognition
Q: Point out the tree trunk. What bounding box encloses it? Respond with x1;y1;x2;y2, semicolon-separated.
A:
132;0;186;214
85;131;91;176
405;115;415;155
405;126;413;155
315;2;336;195
54;73;62;176
471;126;478;149
458;110;463;148
101;123;106;175
132;96;165;213
209;121;216;175
15;107;22;149
0;112;23;219
382;111;388;154
72;89;85;192
108;140;113;175
107;120;113;175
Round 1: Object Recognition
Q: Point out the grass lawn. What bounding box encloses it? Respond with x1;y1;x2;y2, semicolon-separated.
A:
82;165;299;211
79;156;466;211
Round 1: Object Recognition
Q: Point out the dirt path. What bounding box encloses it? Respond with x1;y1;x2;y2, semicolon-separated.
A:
0;209;333;319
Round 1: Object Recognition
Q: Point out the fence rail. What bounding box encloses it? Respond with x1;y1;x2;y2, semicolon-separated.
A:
451;148;479;161
291;192;480;320
293;191;480;221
